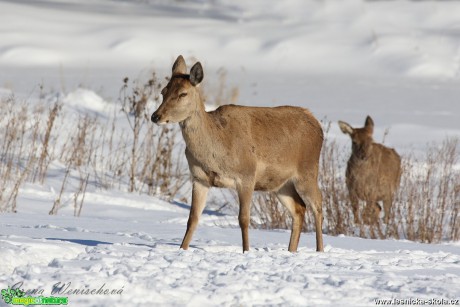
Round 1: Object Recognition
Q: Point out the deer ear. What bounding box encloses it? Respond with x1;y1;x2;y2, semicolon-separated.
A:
365;115;374;134
172;55;187;75
189;62;204;86
338;121;353;135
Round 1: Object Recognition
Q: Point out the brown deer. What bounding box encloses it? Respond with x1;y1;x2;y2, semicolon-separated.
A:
338;116;401;224
151;55;324;252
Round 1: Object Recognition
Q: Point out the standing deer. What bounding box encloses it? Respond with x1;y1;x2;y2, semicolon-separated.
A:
338;116;401;224
151;55;324;252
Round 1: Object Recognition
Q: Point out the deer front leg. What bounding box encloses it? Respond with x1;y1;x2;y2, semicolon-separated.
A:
180;181;209;250
237;185;254;253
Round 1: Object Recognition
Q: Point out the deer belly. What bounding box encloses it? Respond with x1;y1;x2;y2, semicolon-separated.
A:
254;165;292;192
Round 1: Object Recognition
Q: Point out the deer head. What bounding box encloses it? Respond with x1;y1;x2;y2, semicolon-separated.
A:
338;116;374;159
151;55;204;125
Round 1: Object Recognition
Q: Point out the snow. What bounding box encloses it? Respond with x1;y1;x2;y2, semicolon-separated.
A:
2;0;460;78
2;194;460;306
63;89;110;114
1;0;460;306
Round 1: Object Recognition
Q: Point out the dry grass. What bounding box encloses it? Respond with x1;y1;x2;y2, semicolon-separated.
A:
119;74;189;198
0;94;42;212
318;122;351;236
249;121;459;243
250;192;290;230
0;72;189;214
37;101;62;183
0;72;458;244
390;138;459;242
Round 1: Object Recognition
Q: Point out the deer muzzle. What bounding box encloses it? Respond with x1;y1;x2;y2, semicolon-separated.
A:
151;112;161;124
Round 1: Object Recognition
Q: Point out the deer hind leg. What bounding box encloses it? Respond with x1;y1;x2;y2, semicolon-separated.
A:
382;197;392;224
276;182;306;252
372;202;384;238
373;201;382;223
293;176;324;252
363;201;383;239
180;181;209;250
237;183;254;253
350;193;360;224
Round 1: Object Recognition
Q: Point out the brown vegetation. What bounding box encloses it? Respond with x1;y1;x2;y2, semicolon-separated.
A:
0;67;457;245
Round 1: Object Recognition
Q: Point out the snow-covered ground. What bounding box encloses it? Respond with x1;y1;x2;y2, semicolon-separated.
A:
2;190;460;306
1;0;460;306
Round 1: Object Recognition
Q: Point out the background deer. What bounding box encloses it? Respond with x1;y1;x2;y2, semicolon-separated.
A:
151;55;324;252
338;116;401;224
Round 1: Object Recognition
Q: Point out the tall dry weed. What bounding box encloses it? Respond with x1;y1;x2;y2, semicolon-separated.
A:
0;72;457;244
119;73;189;199
247;121;459;244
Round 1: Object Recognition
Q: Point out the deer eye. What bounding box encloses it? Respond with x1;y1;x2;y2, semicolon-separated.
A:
179;92;188;98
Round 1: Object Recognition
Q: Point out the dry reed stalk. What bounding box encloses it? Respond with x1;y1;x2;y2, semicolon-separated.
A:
37;101;62;183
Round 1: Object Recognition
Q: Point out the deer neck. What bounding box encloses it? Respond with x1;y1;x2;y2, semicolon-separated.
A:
352;142;373;161
179;98;218;159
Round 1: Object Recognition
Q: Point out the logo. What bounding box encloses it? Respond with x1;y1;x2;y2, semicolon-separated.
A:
1;287;68;306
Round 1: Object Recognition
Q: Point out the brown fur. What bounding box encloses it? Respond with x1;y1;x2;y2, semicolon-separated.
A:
151;55;324;252
338;116;402;224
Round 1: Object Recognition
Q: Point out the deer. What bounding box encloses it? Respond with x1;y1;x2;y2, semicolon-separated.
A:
338;116;401;225
151;55;324;252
